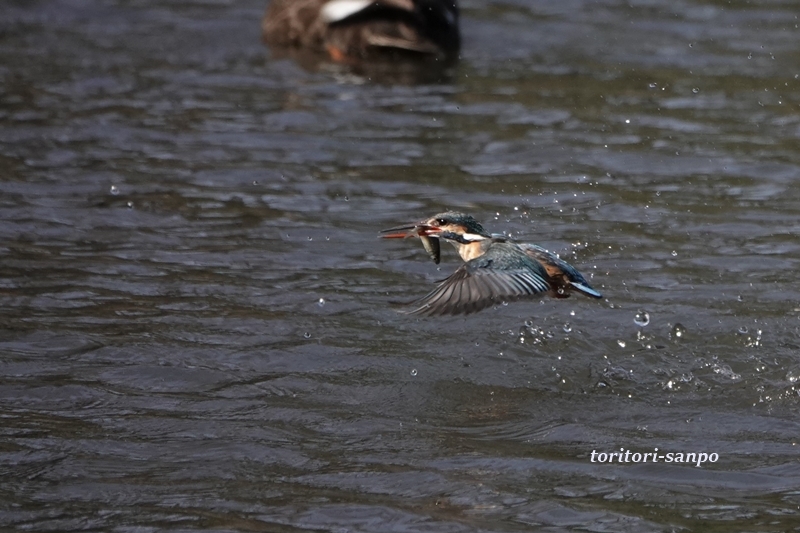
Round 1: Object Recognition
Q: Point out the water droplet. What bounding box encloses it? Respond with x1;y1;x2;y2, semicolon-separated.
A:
307;236;313;241
562;322;572;333
692;87;700;94
712;363;740;381
126;201;134;209
317;298;325;307
671;250;677;257
303;332;311;339
109;185;120;195
343;196;349;201
617;339;627;348
648;82;657;89
410;368;418;376
569;310;576;316
633;310;650;327
738;326;749;334
671;323;686;338
737;295;743;302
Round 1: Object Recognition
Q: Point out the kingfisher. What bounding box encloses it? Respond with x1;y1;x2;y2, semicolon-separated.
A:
262;0;460;63
381;211;603;316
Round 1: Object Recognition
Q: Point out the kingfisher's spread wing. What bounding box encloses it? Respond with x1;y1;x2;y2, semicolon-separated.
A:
403;244;551;316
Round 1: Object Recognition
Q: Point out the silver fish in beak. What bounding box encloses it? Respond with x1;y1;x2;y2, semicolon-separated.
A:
380;223;442;264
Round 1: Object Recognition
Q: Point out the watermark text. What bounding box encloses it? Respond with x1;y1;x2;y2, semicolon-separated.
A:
589;448;718;468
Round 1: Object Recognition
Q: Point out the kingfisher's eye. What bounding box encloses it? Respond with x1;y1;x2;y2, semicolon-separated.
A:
436;218;447;225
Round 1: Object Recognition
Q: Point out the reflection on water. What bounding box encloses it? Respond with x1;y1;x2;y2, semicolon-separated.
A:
2;0;800;531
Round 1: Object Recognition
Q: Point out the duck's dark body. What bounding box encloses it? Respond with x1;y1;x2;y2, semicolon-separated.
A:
262;0;460;63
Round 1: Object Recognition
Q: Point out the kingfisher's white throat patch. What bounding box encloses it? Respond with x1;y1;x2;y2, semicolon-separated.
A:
461;233;488;242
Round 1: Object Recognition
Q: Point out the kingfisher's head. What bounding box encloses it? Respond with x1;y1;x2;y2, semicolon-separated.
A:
420;212;490;243
380;211;490;262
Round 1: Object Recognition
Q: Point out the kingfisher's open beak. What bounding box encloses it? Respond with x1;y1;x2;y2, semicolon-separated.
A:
379;224;442;239
381;222;443;264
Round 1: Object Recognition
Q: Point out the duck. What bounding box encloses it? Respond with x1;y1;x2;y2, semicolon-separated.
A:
262;0;460;63
381;211;603;316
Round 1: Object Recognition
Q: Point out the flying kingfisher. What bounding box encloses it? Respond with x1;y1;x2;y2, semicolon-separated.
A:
381;211;603;316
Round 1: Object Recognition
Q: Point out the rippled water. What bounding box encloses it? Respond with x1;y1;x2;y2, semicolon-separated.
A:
2;0;800;531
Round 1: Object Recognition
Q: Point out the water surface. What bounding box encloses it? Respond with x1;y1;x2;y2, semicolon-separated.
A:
2;0;800;531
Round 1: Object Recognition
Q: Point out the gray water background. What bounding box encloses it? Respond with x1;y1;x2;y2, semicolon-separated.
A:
2;0;800;531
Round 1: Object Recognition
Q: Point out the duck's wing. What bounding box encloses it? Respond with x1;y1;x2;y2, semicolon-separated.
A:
403;244;551;316
325;0;457;55
521;244;602;299
265;0;459;60
262;0;406;47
